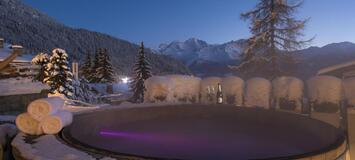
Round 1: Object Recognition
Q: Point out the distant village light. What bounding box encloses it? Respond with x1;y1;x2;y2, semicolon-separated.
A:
121;77;130;83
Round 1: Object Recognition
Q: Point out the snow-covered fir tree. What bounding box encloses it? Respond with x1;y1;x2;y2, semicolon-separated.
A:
230;0;311;78
80;53;93;81
31;52;49;83
44;48;74;98
90;48;103;83
95;48;115;83
130;42;152;103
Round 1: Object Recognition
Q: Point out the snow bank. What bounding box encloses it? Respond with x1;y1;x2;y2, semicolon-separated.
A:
166;74;201;103
244;77;271;109
272;76;304;110
200;77;222;104
307;76;343;112
0;77;48;96
343;77;355;107
221;76;244;106
12;133;97;160
0;123;17;146
144;76;175;103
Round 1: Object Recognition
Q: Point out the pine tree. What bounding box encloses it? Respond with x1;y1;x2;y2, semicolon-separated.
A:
130;42;152;103
80;52;93;81
31;52;49;83
90;48;103;83
230;0;311;78
44;48;74;98
95;49;115;83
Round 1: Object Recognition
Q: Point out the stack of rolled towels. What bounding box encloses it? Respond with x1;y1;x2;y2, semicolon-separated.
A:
15;97;73;135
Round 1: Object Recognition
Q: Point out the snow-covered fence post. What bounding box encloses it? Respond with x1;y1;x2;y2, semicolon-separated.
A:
272;76;304;112
166;75;201;103
0;38;4;48
144;76;175;103
72;61;79;80
220;76;244;106
343;77;355;108
307;75;343;113
244;77;271;109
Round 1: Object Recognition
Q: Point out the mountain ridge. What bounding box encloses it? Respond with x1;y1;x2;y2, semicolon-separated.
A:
0;0;191;76
160;38;355;78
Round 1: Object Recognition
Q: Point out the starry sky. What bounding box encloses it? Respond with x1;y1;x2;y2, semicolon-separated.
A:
23;0;355;48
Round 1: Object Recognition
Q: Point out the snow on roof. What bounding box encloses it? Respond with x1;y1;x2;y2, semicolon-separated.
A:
11;45;23;49
317;60;355;75
0;43;32;62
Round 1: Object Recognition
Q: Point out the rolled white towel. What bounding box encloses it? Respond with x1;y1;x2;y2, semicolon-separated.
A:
15;113;43;135
27;97;65;121
41;110;73;134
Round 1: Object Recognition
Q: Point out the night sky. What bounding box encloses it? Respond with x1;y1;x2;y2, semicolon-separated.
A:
23;0;355;48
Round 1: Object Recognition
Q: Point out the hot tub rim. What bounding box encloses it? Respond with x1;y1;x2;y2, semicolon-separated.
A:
59;104;347;160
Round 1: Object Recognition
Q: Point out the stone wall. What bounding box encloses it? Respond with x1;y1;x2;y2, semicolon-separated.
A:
0;90;48;114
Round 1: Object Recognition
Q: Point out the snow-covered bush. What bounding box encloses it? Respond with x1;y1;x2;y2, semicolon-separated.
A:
166;75;201;103
244;77;271;109
72;79;99;104
272;76;304;111
200;77;222;104
144;76;175;103
307;76;343;113
342;78;355;107
221;76;244;106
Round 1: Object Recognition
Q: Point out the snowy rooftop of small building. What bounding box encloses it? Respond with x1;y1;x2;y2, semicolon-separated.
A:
317;60;355;76
0;43;32;62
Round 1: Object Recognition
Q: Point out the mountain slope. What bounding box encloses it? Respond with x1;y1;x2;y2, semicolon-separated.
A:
0;0;190;75
294;41;355;78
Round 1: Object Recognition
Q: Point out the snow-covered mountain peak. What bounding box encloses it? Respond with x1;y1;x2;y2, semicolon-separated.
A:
158;38;246;64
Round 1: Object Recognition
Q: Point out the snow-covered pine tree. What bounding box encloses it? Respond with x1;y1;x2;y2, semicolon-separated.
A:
80;53;93;81
95;48;115;83
230;0;312;78
130;42;152;103
44;48;74;98
90;48;103;83
31;52;49;83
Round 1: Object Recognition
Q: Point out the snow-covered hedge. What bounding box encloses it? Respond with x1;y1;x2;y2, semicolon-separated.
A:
343;77;355;107
200;77;222;104
272;76;304;111
144;76;175;103
245;77;271;109
307;76;343;112
166;75;201;103
221;76;244;106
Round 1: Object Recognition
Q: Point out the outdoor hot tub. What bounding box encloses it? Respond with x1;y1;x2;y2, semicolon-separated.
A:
60;104;347;160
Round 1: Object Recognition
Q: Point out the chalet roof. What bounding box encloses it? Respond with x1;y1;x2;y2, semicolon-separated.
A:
317;60;355;77
0;44;31;63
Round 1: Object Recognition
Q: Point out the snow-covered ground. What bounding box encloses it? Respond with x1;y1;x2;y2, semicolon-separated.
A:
0;77;48;96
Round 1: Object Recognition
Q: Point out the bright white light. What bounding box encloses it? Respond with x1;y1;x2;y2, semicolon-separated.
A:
121;77;130;83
